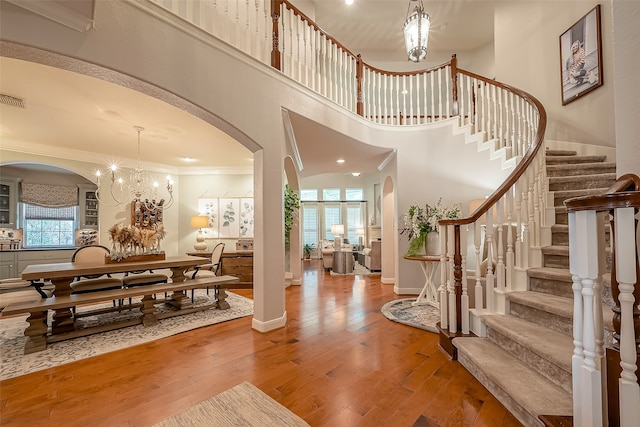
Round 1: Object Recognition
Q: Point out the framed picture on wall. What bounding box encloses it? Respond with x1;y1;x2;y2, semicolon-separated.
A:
559;4;603;105
198;198;219;238
219;198;240;238
239;198;254;238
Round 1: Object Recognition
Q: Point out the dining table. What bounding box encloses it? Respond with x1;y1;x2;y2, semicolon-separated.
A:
21;254;209;335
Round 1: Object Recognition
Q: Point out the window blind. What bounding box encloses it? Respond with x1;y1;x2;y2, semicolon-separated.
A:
24;204;75;221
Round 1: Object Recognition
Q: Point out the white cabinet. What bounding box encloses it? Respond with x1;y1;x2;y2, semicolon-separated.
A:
0;179;17;227
78;184;99;230
16;249;75;276
0;252;17;280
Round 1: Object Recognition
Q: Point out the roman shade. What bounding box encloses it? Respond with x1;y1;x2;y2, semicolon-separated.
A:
20;183;78;208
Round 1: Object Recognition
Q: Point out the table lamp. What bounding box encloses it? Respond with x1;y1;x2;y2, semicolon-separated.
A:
331;224;344;251
356;227;365;249
190;215;209;251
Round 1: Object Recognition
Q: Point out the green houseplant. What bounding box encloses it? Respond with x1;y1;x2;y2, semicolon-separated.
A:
284;184;300;248
303;243;315;259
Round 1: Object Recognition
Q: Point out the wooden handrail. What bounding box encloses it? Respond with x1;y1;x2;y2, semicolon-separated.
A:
564;173;640;212
440;77;547;227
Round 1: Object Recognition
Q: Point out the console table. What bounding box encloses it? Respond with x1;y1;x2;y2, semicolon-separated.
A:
332;250;354;274
186;251;253;286
404;255;440;308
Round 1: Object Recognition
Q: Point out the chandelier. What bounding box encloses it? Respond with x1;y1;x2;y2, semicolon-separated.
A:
402;0;431;62
94;126;174;212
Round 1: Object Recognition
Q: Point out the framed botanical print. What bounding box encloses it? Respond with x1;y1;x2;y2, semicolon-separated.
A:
218;198;240;238
559;5;603;105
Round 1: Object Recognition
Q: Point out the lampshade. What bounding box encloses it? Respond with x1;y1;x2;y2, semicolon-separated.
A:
331;224;344;235
403;0;430;63
356;228;365;236
191;215;209;229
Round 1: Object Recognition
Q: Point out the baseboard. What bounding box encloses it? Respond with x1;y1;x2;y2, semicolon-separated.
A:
381;276;395;284
251;311;287;332
394;285;422;295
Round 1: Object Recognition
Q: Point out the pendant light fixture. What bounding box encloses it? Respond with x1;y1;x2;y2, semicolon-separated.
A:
402;0;431;62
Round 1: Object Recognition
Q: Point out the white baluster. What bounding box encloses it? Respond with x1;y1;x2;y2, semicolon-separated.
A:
485;205;494;313
439;225;448;329
615;207;640;427
576;210;604;427
447;224;456;333
430;71;435;123
495;198;505;301
460;225;469;333
519;175;529;269
505;187;515;289
473;222;483;311
568;212;585;427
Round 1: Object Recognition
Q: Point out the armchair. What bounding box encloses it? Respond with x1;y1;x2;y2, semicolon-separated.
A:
363;240;381;271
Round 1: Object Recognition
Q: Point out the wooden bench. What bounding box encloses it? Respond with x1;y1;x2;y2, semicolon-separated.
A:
2;275;239;354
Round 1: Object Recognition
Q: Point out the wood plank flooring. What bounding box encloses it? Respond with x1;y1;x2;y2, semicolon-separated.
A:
0;260;522;426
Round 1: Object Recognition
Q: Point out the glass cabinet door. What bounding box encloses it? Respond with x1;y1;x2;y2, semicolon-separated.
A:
0;181;16;227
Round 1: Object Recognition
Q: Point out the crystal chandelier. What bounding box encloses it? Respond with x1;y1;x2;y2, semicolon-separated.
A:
402;0;431;62
94;126;174;211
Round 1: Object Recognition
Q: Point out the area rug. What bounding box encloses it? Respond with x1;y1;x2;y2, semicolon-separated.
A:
153;381;309;427
380;298;440;333
330;261;380;276
0;290;253;381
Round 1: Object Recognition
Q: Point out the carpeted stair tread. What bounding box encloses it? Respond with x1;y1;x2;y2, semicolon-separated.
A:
507;291;573;319
483;314;573;372
548;172;616;184
528;267;572;282
545;150;577;156
454;338;573;423
546;155;607;164
542;245;569;256
546;162;616;177
553;188;608;205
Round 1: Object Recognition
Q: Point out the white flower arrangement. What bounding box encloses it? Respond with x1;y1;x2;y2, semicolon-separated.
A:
400;199;461;256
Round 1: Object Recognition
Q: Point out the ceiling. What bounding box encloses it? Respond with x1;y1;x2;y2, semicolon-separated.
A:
0;0;494;178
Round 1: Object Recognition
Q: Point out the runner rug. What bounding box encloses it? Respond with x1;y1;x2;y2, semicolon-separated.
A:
380;298;440;333
153;381;309;427
0;290;253;381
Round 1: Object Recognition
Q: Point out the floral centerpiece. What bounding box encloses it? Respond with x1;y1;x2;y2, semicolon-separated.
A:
400;199;461;257
107;223;167;261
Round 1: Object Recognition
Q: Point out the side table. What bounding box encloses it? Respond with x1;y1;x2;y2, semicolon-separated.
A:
404;255;440;308
332;250;354;274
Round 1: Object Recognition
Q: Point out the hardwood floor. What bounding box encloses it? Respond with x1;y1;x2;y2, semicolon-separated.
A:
0;260;522;426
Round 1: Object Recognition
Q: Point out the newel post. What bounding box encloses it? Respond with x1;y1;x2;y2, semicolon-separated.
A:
270;0;281;71
450;53;459;117
356;55;364;117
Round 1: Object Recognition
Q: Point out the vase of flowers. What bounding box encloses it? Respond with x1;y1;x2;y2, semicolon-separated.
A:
400;199;461;257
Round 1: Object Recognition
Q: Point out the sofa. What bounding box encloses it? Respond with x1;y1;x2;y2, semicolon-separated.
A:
363;240;381;271
320;239;354;270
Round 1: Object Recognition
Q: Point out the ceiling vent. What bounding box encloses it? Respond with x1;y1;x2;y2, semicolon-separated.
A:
0;94;26;109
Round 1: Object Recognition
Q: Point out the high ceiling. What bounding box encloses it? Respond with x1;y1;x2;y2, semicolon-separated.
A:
0;0;495;178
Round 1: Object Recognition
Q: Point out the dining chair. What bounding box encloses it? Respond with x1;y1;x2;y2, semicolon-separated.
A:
187;242;225;301
70;245;124;294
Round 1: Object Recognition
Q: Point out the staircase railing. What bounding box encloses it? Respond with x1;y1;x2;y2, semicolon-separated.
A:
564;174;640;427
148;0;547;347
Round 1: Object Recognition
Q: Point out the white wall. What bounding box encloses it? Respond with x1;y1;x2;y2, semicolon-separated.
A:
494;1;616;149
178;173;253;254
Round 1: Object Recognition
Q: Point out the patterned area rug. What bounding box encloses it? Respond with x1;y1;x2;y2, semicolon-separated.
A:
380;298;440;333
153;381;309;427
0;290;253;381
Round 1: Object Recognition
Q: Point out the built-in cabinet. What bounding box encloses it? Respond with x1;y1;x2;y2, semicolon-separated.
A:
0;252;17;279
0;249;76;280
0;179;17;227
78;184;99;229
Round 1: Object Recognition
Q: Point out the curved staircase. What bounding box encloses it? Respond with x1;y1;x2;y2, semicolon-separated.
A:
453;149;616;426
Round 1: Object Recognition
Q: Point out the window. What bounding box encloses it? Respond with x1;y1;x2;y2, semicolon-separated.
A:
324;204;341;240
345;188;364;201
346;203;364;243
322;188;340;201
300;189;318;201
302;204;318;247
23;204;76;247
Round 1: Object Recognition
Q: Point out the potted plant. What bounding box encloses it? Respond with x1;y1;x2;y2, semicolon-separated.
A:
400;199;461;257
303;243;315;260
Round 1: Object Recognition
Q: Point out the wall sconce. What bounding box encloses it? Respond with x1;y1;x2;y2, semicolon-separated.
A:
190;215;209;251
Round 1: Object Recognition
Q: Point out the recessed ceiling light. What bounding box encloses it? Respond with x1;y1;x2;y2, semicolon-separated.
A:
182;157;196;162
345;0;354;5
352;172;361;177
336;159;345;164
